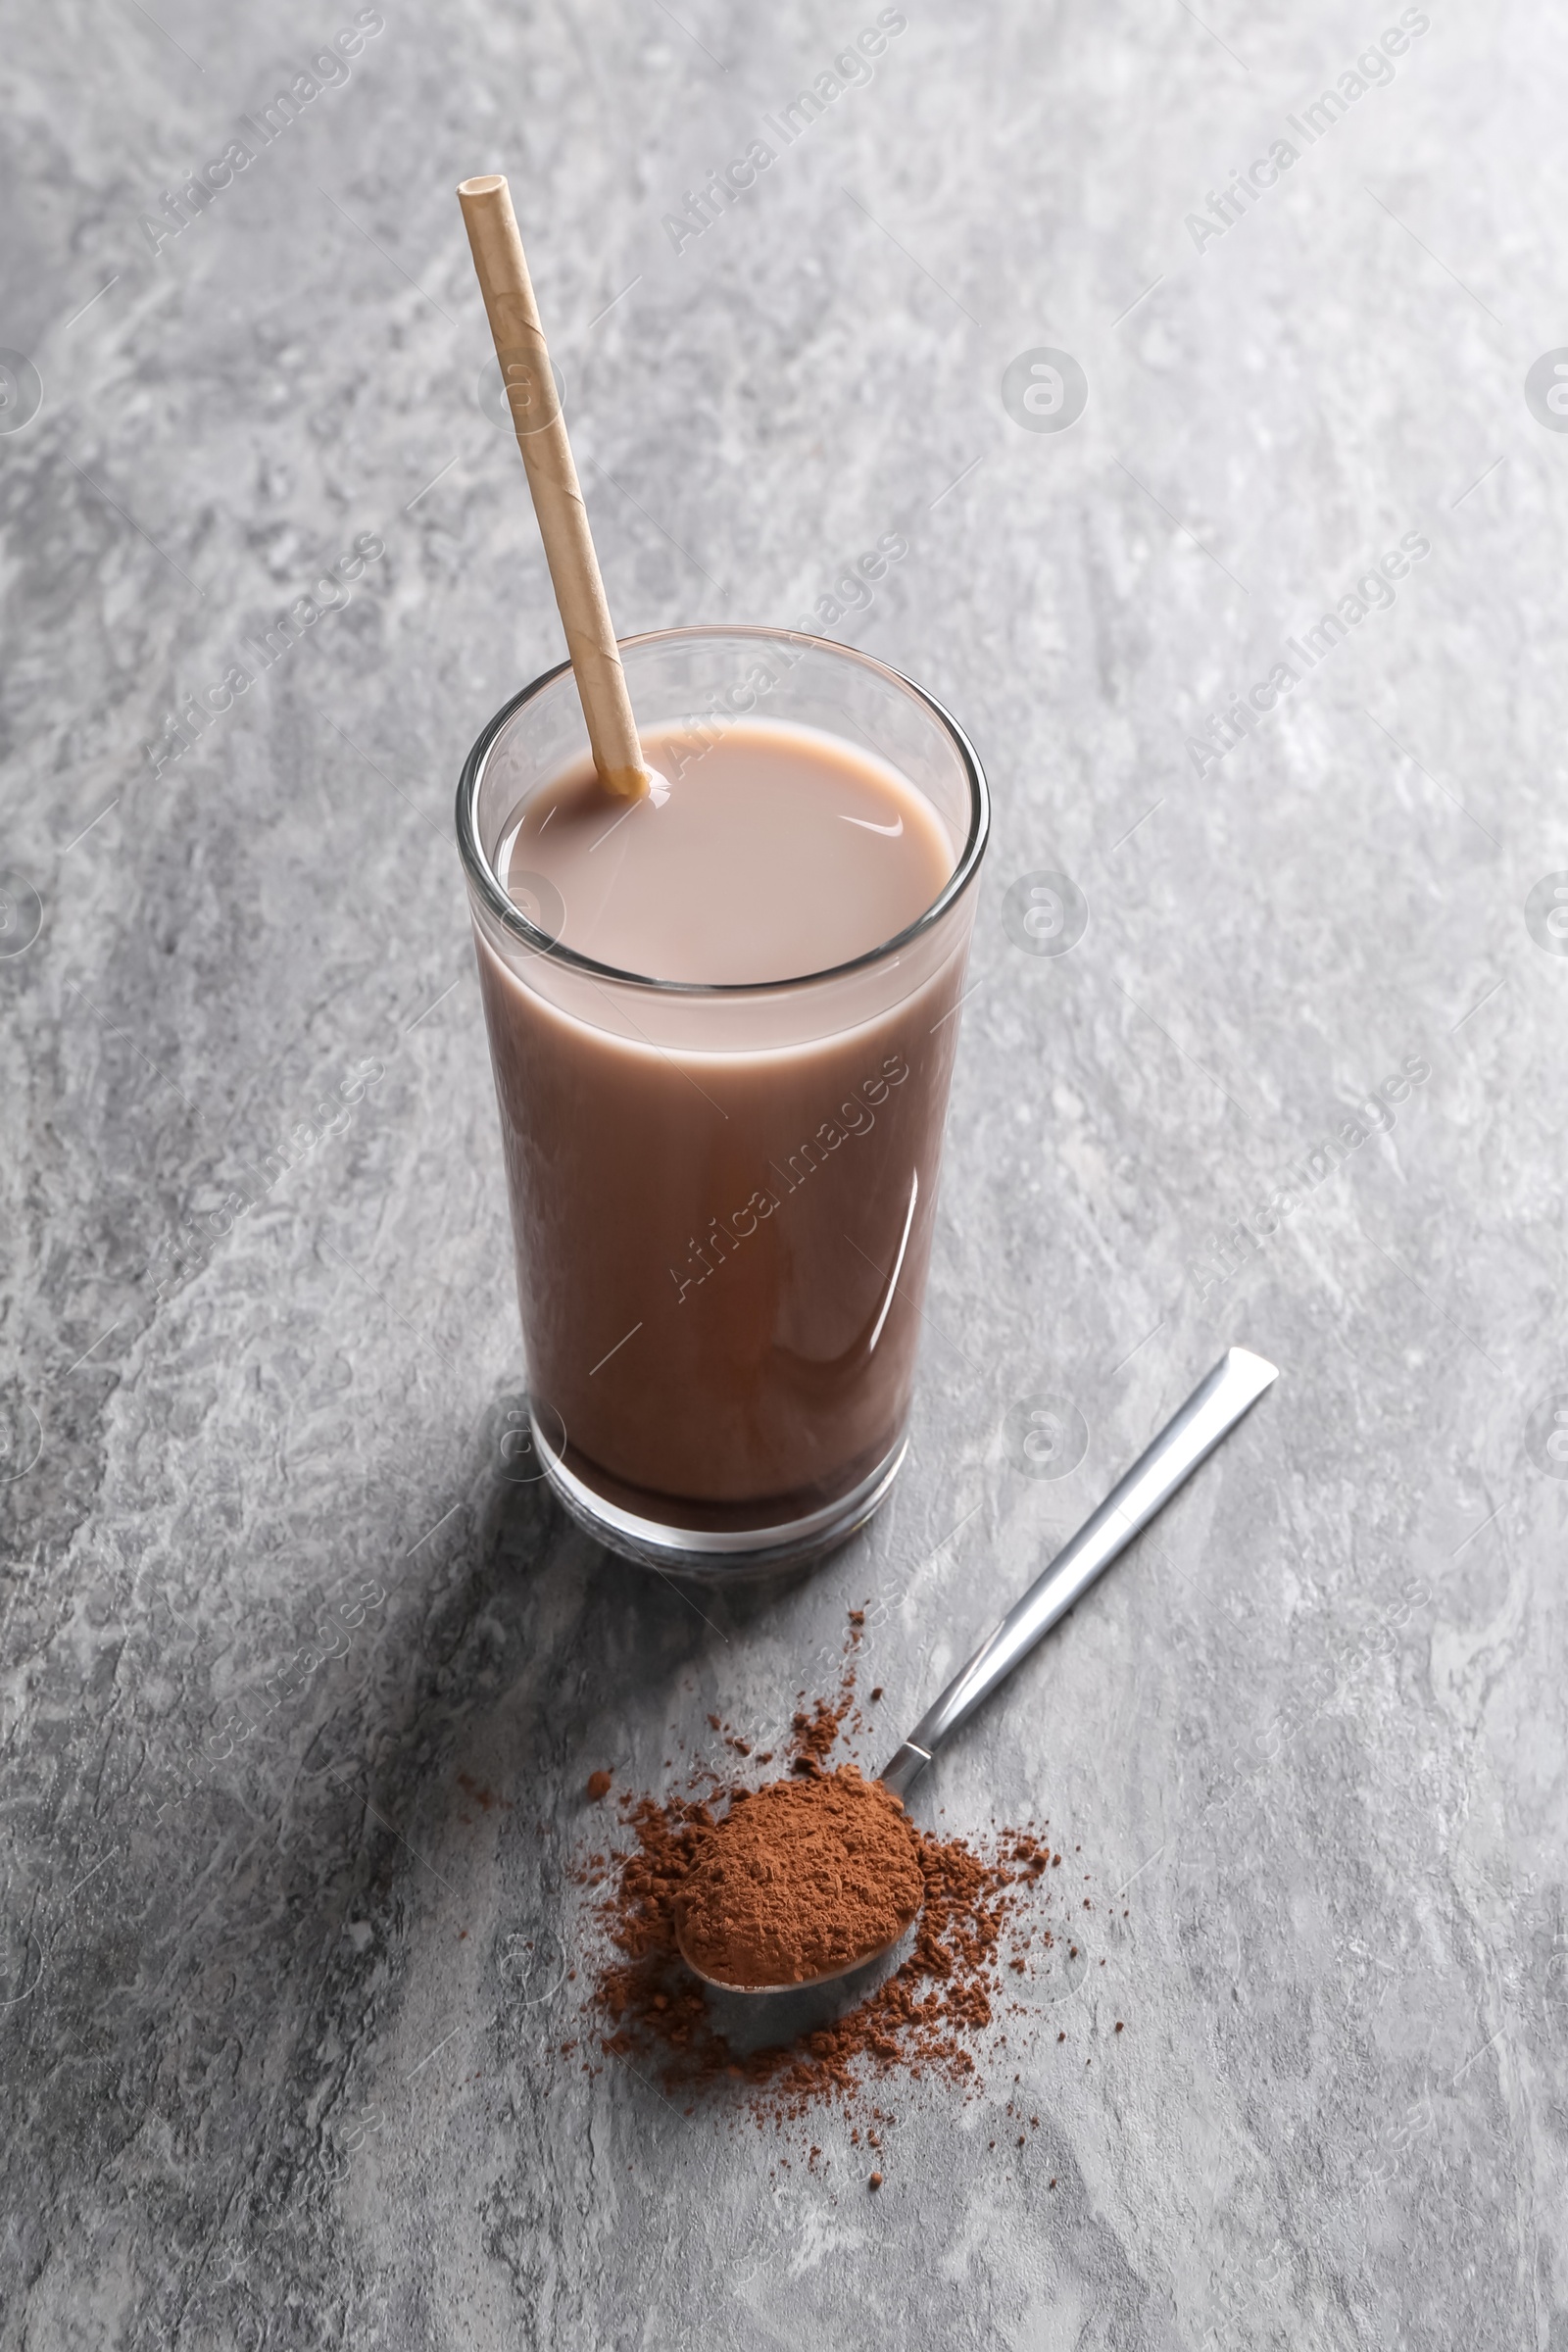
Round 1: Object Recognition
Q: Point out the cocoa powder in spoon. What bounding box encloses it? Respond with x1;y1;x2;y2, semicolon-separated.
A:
676;1766;924;1988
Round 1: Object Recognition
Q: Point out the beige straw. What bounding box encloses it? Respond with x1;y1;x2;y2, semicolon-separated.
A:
457;174;648;802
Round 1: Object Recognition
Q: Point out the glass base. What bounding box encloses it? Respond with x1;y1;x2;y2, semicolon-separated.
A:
532;1409;907;1578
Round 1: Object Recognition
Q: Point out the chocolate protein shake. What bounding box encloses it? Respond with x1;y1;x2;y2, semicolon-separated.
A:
460;631;987;1564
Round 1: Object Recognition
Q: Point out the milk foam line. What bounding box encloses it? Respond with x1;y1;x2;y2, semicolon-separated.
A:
473;924;971;1073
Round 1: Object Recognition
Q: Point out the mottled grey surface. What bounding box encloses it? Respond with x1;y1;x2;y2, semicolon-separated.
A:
3;0;1567;2343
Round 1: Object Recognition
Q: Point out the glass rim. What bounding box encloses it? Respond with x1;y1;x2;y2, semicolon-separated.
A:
454;623;990;997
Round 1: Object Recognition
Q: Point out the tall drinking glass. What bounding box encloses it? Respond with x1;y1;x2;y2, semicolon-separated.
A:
456;626;989;1574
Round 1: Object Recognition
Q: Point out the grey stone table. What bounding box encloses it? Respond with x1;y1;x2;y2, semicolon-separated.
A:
3;0;1566;2343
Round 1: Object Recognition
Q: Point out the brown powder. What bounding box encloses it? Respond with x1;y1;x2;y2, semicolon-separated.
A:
676;1767;924;1988
571;1636;1117;2140
583;1784;1074;2130
789;1690;854;1769
586;1770;612;1801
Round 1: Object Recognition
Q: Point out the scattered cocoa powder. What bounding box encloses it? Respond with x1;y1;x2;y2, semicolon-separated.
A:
570;1637;1123;2141
676;1767;923;1988
458;1772;507;1811
582;1784;1076;2129
789;1691;854;1770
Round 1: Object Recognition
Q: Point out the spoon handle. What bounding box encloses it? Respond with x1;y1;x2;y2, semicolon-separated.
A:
879;1347;1279;1802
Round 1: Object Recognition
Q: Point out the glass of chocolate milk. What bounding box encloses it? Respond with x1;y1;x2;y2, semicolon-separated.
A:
457;627;989;1574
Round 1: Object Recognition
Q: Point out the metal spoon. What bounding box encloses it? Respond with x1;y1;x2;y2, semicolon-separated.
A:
677;1346;1278;1994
